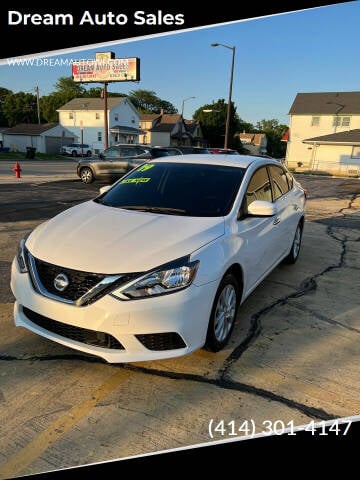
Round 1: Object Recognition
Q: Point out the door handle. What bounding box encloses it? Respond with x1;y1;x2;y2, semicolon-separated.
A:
273;216;281;225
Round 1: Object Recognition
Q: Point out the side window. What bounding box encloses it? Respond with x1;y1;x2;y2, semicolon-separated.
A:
285;171;294;190
269;165;290;201
243;167;272;214
104;148;120;158
121;147;137;157
135;147;148;156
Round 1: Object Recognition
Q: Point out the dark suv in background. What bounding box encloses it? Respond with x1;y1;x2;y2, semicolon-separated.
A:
174;146;210;154
77;144;170;183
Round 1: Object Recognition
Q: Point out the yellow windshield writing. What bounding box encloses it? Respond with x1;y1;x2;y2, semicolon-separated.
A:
121;177;151;184
138;164;155;172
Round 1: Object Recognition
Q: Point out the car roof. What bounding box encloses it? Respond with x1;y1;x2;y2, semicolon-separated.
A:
177;146;209;151
149;154;279;168
208;148;237;152
112;143;156;147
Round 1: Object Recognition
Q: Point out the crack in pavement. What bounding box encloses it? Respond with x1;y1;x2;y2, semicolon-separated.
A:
120;364;336;421
219;196;356;380
338;193;358;214
0;353;335;421
219;276;318;379
0;354;103;363
290;302;360;334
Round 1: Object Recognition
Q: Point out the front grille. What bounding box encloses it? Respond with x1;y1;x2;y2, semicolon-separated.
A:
26;250;138;306
23;307;125;350
136;332;186;351
33;257;106;302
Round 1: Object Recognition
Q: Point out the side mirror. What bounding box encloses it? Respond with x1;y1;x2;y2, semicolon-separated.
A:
99;185;112;195
98;153;105;159
247;200;276;217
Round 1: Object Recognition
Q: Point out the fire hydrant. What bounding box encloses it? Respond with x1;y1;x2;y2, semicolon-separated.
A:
13;162;22;178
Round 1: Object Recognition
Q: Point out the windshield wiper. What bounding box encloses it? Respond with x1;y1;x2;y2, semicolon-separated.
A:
119;205;187;215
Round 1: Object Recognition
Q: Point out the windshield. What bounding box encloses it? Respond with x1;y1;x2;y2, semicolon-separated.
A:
95;162;246;217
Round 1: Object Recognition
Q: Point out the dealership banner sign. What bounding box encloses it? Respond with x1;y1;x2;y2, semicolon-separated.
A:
72;57;140;83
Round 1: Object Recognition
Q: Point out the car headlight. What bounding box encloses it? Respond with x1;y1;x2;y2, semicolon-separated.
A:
16;232;31;273
111;256;199;300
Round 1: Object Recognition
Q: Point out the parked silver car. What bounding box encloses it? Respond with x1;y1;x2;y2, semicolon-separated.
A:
77;144;170;183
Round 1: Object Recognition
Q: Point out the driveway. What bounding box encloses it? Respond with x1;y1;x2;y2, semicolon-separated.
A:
0;174;359;478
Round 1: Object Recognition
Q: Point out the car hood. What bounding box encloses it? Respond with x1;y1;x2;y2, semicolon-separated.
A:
26;201;225;273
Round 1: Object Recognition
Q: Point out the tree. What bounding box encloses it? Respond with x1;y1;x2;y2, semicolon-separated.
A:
237;118;254;134
38;77;85;123
39;93;65;123
83;87;127;98
255;118;288;158
83;86;103;98
3;92;38;126
38;80;177;123
157;99;177;114
0;87;13;126
193;99;242;149
255;119;281;132
128;89;177;114
53;76;86;101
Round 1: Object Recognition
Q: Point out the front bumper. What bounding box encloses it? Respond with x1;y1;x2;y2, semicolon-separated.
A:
10;258;217;363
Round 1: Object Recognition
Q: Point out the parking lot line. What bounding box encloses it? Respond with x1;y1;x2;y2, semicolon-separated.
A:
0;368;131;480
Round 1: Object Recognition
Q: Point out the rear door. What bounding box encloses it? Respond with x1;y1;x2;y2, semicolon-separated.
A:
267;164;298;256
102;146;129;175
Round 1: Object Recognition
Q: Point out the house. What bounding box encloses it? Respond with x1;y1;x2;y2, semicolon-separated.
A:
238;132;267;155
138;111;191;146
57;97;142;153
2;123;75;154
286;91;360;175
184;120;206;147
138;113;161;144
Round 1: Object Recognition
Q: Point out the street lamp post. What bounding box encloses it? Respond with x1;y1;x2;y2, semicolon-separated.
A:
35;86;41;125
179;96;196;146
211;43;236;150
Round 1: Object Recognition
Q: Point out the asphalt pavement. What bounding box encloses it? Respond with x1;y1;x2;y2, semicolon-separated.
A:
0;172;359;478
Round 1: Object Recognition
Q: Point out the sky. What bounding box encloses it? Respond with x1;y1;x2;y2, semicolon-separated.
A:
1;1;360;126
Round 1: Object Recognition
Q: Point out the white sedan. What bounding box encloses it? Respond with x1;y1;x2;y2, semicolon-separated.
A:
11;154;306;363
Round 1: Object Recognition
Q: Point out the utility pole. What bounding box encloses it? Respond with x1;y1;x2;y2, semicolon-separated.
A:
211;44;236;150
103;82;109;150
179;96;195;146
35;86;41;124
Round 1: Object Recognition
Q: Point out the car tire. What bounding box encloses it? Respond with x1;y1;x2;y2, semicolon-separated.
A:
72;150;77;157
205;273;240;352
80;167;94;184
284;221;303;264
86;150;92;157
